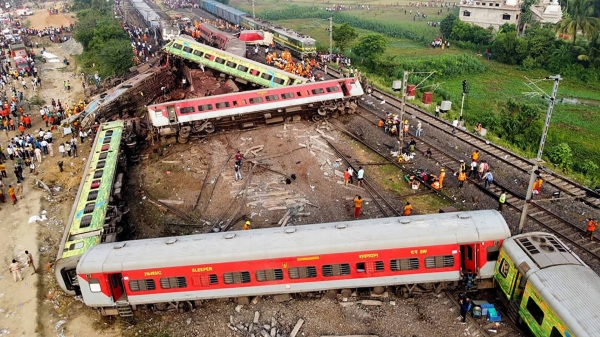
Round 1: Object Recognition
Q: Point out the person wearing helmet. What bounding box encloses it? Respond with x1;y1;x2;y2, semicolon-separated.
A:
243;221;251;230
439;168;446;188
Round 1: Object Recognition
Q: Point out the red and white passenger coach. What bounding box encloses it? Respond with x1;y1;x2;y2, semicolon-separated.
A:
147;77;364;142
77;210;510;316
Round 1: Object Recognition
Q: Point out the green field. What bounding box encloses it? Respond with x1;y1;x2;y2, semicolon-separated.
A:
232;0;600;184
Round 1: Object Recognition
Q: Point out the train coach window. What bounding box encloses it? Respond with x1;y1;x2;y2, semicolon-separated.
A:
97;161;106;169
191;274;218;287
326;86;340;93
249;97;264;104
281;93;295;99
487;247;500;261
526;297;545;325
390;258;419;271
88;278;101;293
498;258;510;278
356;261;385;273
172;43;183;50
250;69;260;76
226;61;237;68
129;279;156;292
256;269;284;282
424;255;455;269
223;271;251;284
87;190;99;202
273;77;285;85
80;215;93;228
260;73;273;81
550;327;564;337
103;137;112;144
99;152;108;160
160;277;188;289
237;65;249;72
288;266;317;279
311;88;325;95
84;202;95;214
322;263;351;277
265;95;279;102
192;50;204;57
234;99;246;107
216;102;230;109
204;53;213;60
105;130;114;136
93;170;104;179
215;57;226;65
183;46;192;53
180;106;195;114
198;104;213;111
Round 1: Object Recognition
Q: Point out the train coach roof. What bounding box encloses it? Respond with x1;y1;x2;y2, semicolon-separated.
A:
78;210;510;273
212;1;247;17
529;265;600;336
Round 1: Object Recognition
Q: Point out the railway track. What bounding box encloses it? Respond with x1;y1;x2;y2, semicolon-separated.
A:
329;74;600;267
324;139;401;217
327;68;600;207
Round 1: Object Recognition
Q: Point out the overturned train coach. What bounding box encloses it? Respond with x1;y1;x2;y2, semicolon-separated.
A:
77;210;510;316
147;77;363;142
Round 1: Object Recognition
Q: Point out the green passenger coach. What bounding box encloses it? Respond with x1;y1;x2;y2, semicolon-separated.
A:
55;121;127;296
495;232;600;337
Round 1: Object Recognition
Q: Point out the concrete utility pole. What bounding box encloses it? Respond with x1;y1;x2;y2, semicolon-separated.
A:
399;71;409;145
518;75;562;233
252;0;255;19
329;17;333;57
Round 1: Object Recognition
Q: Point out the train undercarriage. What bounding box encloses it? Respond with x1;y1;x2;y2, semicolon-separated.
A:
155;98;359;144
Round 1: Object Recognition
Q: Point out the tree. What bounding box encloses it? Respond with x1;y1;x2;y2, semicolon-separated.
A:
440;13;457;39
332;23;358;53
491;31;528;65
97;39;134;77
557;0;600;45
523;23;557;68
353;34;388;60
547;143;573;171
496;99;542;151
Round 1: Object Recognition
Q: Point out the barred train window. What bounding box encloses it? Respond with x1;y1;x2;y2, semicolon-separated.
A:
322;263;351;277
192;50;203;57
129;279;156;292
390;258;419;271
216;102;230;109
424;255;455;269
255;269;284;282
226;61;237;68
215;57;226;65
281;92;295;99
238;65;249;72
160;276;187;289
198;104;213;111
223;271;251;284
311;88;325;95
273;77;285;85
172;43;182;49
191;274;219;287
288;266;317;279
179;106;195;114
260;73;273;81
249;97;263;104
326;86;339;93
265;95;279;102
182;46;192;53
356;261;385;273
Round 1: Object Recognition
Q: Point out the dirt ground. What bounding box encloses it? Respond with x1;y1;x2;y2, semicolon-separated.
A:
26;4;76;30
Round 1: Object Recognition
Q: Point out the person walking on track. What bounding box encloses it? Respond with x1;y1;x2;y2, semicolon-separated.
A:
587;218;597;241
353;195;363;219
457;170;466;188
498;191;506;212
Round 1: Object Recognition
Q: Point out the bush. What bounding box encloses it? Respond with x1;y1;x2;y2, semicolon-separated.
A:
547;143;573;171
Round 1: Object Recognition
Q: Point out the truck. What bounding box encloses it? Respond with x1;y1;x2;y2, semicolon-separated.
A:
16;8;33;16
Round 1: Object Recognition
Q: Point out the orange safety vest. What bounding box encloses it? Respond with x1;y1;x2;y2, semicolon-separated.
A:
432;181;440;189
472;152;479;161
403;205;412;216
588;220;597;232
458;172;466;181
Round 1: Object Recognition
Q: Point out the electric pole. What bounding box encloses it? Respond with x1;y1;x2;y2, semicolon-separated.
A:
399;71;409;146
518;75;562;233
252;0;255;19
329;17;333;56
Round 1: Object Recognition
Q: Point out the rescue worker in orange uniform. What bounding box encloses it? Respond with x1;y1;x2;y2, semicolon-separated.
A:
403;202;413;216
431;179;441;190
471;150;480;162
457;170;466;188
439;168;446;188
587;218;597;241
532;177;543;196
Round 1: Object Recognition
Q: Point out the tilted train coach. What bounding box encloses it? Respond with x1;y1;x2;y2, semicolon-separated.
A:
76;210;510;316
147;77;364;142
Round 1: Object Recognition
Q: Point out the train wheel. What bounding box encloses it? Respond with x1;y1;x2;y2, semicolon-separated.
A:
311;115;323;122
340;288;352;298
331;112;340;118
372;286;385;295
325;289;338;299
204;123;216;134
177;135;189;144
317;107;327;116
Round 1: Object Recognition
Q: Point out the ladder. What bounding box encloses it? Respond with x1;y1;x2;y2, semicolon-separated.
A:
116;300;133;317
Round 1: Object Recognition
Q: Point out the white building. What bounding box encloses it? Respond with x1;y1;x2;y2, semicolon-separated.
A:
458;0;562;31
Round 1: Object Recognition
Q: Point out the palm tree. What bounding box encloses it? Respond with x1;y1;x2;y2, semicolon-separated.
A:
557;0;600;44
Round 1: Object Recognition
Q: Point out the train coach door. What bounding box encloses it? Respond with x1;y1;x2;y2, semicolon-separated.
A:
109;273;126;301
460;244;477;275
167;106;177;124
